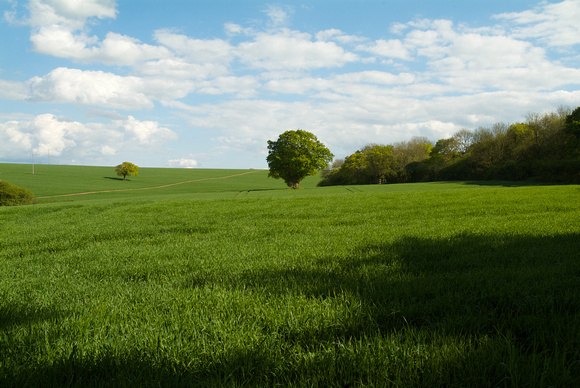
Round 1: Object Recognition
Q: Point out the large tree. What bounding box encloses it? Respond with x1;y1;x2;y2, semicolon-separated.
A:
267;130;333;188
115;161;139;181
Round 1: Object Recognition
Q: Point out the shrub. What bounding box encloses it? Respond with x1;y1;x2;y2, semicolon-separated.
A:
0;181;35;206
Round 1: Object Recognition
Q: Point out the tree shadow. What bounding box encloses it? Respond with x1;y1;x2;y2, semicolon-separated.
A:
2;233;578;386
103;177;128;181
0;301;66;330
234;233;579;332
458;180;558;187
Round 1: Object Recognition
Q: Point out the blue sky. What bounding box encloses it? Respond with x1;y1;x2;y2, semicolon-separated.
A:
1;0;580;169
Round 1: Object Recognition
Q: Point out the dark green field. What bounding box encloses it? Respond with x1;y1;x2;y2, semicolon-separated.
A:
1;163;579;386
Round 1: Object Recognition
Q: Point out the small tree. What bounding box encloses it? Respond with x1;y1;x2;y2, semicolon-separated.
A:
115;162;139;181
0;181;35;206
267;129;333;188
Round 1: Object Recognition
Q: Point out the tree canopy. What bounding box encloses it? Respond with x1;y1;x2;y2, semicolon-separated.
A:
0;181;34;206
115;162;139;181
267;130;333;188
319;106;580;186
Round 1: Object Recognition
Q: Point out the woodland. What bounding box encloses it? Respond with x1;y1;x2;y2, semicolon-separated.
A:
319;106;580;186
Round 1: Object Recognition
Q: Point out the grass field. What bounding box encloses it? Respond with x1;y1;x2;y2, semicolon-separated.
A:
1;163;579;386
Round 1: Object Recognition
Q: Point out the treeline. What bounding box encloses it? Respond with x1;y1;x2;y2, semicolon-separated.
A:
319;106;580;186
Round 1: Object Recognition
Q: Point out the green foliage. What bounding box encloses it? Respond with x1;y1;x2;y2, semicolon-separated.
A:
267;129;333;188
1;181;579;386
431;137;461;160
320;142;429;186
361;144;395;184
565;106;580;139
115;161;139;181
0;180;34;206
322;106;580;186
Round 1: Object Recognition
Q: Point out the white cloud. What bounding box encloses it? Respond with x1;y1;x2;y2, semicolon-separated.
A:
136;58;229;79
25;1;169;66
264;5;293;28
334;71;415;85
316;29;366;44
196;76;261;98
495;0;580;46
101;145;116;155
168;157;198;168
236;29;359;70
0;80;28;100
117;116;178;147
4;0;580;168
26;67;154;110
41;0;117;20
357;39;412;60
154;30;234;64
26;0;114;30
262;77;330;95
0;114;178;164
0;120;34;160
31;28;171;65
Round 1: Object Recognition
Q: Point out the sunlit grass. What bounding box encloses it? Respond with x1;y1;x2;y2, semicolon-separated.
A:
0;167;579;386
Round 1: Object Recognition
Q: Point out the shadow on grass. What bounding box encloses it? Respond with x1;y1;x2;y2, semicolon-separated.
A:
236;233;580;333
103;177;131;181
458;180;558;187
2;233;578;386
0;302;66;330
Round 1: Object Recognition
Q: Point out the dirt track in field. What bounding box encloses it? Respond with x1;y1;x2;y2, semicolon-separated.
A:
36;170;262;199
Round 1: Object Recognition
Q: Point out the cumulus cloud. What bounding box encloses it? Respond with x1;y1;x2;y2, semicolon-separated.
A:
316;29;366;44
0;114;178;164
495;0;580;46
356;39;412;60
196;76;261;98
4;0;580;168
263;4;293;28
26;0;116;30
136;58;229;80
168;157;198;168
0;80;29;100
117;116;178;147
30;28;171;65
236;29;359;70
153;31;234;64
26;67;154;110
41;0;117;20
25;0;170;66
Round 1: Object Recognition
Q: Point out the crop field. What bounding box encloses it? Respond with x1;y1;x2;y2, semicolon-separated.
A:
1;163;579;386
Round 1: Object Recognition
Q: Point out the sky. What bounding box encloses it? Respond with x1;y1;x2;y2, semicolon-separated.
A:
1;0;580;169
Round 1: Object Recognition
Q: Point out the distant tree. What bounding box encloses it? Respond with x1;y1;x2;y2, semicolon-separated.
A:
0;181;34;206
431;138;461;160
319;159;347;186
326;144;396;185
565;106;580;142
453;129;475;154
115;162;139;181
340;151;369;185
393;137;433;181
361;144;395;184
267;130;333;188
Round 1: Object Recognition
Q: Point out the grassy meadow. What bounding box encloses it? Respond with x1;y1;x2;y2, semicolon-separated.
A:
0;163;579;386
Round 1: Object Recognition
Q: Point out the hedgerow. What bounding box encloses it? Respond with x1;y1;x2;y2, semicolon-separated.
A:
0;180;35;206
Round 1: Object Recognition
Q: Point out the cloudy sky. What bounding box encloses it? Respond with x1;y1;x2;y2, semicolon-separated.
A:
1;0;580;168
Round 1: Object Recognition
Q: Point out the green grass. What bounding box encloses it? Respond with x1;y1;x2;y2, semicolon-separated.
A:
0;164;323;199
0;163;579;386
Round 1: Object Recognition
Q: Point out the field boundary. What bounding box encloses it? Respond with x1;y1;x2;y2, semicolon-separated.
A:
36;170;261;199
